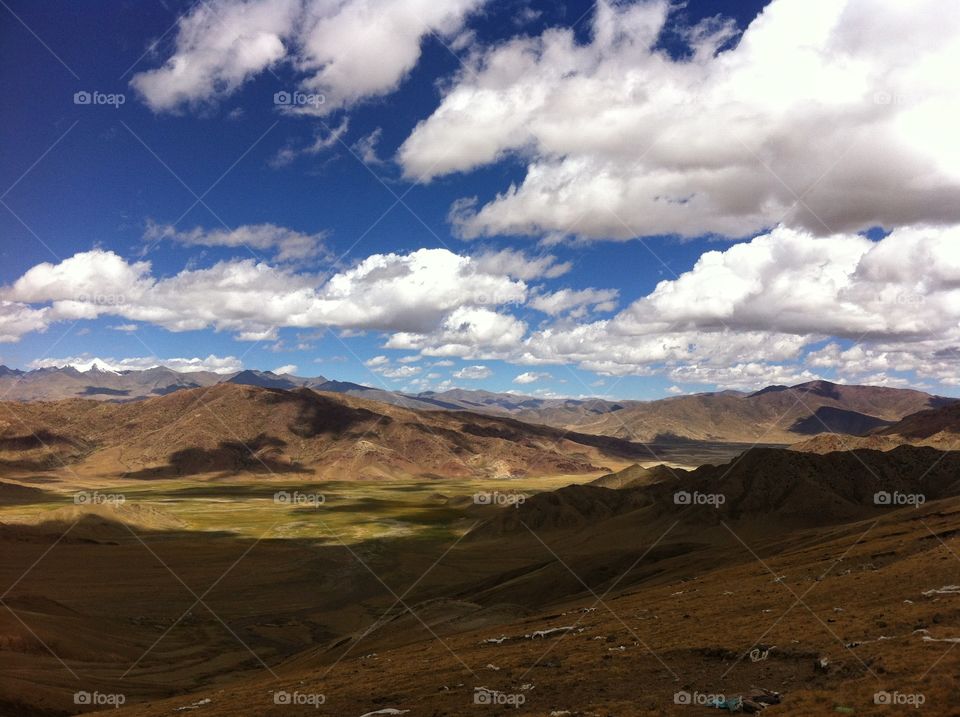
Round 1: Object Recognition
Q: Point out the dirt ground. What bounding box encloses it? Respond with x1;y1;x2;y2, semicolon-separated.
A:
4;477;960;716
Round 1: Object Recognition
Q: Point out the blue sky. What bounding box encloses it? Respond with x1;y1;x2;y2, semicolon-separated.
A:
2;0;959;398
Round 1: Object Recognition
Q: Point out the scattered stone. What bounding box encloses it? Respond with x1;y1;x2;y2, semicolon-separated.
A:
922;585;960;597
482;636;509;645
527;626;582;639
922;635;960;644
174;698;211;711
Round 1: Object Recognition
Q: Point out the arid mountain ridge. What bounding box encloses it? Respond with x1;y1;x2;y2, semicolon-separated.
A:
0;383;665;480
0;364;954;445
793;399;960;453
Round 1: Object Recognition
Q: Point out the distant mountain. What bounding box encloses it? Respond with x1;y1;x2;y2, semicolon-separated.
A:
398;382;952;445
0;383;658;480
551;380;954;444
225;369;329;390
793;400;960;453
0;364;224;401
0;364;477;410
0;366;951;446
413;388;628;425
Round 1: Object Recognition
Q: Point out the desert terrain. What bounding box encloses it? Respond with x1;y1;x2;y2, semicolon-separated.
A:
1;377;959;715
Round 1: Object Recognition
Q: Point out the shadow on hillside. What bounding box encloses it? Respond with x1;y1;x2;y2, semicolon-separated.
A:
81;386;130;397
275;389;388;438
119;433;311;479
0;480;61;506
0;430;78;451
789;406;891;436
0;431;88;472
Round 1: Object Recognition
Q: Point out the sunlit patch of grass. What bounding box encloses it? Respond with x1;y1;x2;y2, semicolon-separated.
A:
0;473;597;543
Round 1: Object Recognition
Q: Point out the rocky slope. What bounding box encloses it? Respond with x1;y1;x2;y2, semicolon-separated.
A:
0;383;660;480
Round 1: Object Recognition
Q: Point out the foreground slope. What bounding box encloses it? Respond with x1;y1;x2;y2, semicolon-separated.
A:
54;447;960;716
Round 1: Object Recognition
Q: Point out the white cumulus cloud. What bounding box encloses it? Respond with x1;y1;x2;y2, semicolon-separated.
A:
132;0;485;115
145;221;330;263
513;371;550;384
400;0;960;240
453;364;492;380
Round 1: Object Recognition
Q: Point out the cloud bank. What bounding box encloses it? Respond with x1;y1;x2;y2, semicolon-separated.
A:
400;0;960;240
4;224;960;389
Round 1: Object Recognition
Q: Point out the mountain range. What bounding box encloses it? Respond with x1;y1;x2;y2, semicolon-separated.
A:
1;364;953;446
0;383;662;480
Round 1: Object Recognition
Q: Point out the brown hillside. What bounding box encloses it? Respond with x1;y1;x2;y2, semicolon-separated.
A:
793;400;960;454
0;384;660;480
565;380;950;443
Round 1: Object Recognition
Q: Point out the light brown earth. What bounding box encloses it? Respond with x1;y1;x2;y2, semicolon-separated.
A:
0;384;755;481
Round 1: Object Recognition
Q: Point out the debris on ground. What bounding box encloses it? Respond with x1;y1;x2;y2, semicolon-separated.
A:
921;635;960;644
174;698;211;711
710;688;782;713
922;584;960;597
527;626;583;639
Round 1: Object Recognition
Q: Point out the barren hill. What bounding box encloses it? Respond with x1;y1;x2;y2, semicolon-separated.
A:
3;367;949;447
0;383;662;480
794;400;960;453
473;445;960;536
562;380;952;443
